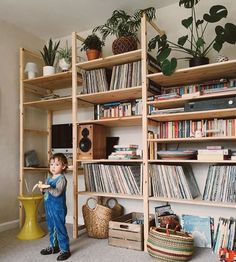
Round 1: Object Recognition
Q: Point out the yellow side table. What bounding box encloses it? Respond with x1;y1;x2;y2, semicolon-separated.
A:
17;195;45;240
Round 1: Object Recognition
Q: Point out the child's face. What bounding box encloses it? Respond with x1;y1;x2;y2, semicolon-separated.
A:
50;158;65;175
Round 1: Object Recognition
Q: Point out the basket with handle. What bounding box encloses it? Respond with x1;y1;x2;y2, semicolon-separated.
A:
82;197;112;239
105;198;124;219
147;226;194;261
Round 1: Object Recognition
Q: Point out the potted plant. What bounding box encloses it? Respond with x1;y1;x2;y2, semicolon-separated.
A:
93;7;156;54
80;34;104;60
40;38;60;76
57;41;72;71
148;0;236;76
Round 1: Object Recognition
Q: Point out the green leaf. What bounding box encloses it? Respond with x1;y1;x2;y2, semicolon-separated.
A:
196;37;205;48
156;47;171;62
213;41;223;52
196;19;204;28
182;17;193;28
178;35;188;46
223;23;236;44
203;5;228;23
161;58;177;76
179;0;199;8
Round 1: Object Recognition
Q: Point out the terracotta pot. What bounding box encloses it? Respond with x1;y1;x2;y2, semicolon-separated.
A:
86;49;101;60
112;36;138;55
189;57;209;67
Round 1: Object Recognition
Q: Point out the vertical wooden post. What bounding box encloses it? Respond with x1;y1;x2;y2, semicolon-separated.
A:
47;111;52;160
72;32;78;238
141;15;149;252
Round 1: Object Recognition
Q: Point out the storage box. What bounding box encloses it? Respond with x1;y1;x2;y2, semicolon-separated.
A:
108;212;155;251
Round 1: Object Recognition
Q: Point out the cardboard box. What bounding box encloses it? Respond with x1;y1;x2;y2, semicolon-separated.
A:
108;212;155;251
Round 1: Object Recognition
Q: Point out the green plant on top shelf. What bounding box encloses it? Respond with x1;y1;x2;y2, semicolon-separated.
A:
80;34;104;52
57;41;72;64
40;38;60;66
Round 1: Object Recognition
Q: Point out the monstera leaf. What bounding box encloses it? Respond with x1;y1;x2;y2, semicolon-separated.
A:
203;5;228;23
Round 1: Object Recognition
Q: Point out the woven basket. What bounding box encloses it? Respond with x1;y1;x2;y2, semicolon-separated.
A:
147;227;194;262
82;197;112;239
112;36;137;54
105;198;124;219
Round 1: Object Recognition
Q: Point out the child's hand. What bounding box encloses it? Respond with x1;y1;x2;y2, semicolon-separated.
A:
37;181;50;189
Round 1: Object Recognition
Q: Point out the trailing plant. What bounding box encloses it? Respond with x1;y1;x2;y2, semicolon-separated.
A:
80;34;104;52
148;0;236;75
57;41;72;64
93;7;156;41
40;38;60;66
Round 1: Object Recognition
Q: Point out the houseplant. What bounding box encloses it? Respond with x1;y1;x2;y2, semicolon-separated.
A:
93;7;156;54
40;38;60;76
80;34;104;60
57;41;72;71
148;0;236;75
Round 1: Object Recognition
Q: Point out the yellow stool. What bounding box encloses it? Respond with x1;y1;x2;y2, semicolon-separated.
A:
17;195;46;240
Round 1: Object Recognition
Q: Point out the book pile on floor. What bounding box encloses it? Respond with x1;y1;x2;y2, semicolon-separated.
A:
108;144;141;160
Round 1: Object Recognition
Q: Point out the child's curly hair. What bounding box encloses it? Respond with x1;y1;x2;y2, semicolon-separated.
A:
50;153;68;171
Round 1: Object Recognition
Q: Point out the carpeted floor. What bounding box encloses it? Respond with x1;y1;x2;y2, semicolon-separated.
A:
0;224;219;262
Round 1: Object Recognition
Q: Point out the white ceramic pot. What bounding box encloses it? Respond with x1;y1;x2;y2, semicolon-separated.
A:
43;66;55;76
59;58;71;71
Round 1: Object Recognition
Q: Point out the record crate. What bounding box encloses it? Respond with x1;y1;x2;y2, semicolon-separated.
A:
108;212;155;251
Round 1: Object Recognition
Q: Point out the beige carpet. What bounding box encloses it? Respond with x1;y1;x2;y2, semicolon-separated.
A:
0;224;219;262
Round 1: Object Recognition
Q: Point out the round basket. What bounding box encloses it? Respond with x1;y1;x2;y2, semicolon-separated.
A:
82;197;112;239
112;36;137;54
105;198;124;219
147;227;194;261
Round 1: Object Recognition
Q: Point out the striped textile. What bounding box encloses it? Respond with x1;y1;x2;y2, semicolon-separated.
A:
147;227;194;261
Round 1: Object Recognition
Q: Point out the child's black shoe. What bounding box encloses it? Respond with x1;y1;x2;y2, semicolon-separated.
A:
57;251;71;261
40;246;60;255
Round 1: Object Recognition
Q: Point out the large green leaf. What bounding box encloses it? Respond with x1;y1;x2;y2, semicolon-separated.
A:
203;5;228;23
213;41;223;52
179;0;199;8
178;35;188;46
157;47;171;62
161;58;177;76
182;17;193;28
223;23;236;44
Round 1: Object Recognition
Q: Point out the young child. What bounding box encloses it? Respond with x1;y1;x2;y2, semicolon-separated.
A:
38;153;71;261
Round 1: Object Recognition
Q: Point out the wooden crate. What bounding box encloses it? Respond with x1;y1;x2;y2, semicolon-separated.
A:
108;212;155;251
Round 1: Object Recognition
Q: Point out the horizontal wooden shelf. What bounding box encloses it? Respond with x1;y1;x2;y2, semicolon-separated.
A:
78;191;143;200
24;129;49;135
23;71;82;90
77;86;143;105
147;59;236;87
23;167;48;172
148;136;236;143
23;96;72;110
148;90;236;109
78;115;142;127
148;108;236;121
76;49;141;70
148;159;236;163
78;159;143;163
149;196;236;209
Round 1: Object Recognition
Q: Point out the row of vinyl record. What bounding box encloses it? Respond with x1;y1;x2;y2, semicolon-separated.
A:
94;99;142;120
83;163;142;195
148;118;236;140
203;165;236;203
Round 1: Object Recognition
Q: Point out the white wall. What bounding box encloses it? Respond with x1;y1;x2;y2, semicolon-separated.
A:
0;18;44;231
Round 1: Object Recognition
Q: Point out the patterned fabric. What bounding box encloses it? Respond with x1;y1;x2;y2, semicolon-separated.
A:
44;174;69;252
147;227;194;261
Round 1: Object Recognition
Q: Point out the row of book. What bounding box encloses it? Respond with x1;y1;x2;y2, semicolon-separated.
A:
203;165;236;203
162;78;236;96
94;99;142;119
108;144;141;160
83;163;142;195
213;217;236;254
149;118;236;140
110;61;141;90
149;164;200;199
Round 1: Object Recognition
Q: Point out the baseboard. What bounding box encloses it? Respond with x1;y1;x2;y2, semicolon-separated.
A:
0;219;19;232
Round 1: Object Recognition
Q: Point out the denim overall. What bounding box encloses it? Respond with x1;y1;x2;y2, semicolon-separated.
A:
44;175;69;252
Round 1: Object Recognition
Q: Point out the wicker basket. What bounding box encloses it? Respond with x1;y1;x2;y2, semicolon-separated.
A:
147;227;194;261
105;198;124;219
82;197;112;239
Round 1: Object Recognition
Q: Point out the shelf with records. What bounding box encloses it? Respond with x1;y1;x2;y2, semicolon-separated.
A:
78;191;143;200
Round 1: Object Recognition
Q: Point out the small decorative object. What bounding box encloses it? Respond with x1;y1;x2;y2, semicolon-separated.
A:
80;34;104;60
24;150;39;167
57;41;72;71
82;197;112;238
148;0;236;75
147;227;194;261
93;7;156;54
40;38;60;76
216;54;229;63
24;62;38;79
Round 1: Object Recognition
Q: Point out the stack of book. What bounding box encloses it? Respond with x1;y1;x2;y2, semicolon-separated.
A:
197;146;231;161
154;92;180;101
108;144;140;160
